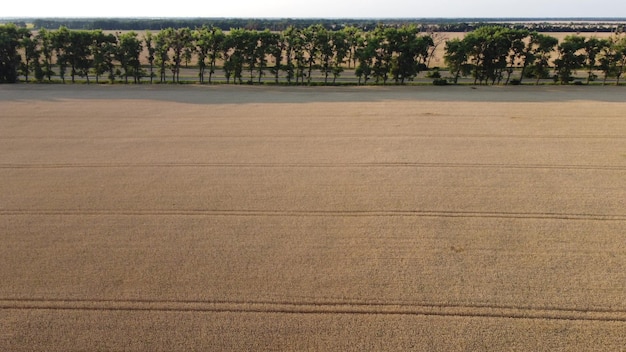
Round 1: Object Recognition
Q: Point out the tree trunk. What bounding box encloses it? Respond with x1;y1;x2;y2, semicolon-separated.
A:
504;69;512;85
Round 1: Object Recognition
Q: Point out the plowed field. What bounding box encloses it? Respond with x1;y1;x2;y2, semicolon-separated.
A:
1;85;625;351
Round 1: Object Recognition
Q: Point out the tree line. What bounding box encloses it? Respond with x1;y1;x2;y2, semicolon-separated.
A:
2;23;626;85
444;26;626;85
27;18;403;32
12;18;626;33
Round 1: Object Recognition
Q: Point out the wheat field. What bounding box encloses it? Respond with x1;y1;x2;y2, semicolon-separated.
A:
1;84;625;351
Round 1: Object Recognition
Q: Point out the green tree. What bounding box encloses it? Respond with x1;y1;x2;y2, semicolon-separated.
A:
91;30;117;83
342;26;361;69
526;32;558;85
581;37;605;84
464;26;514;85
167;27;192;83
193;26;225;84
331;29;349;84
229;28;249;84
303;25;323;84
502;29;529;84
66;30;94;83
255;30;278;84
154;30;170;83
598;35;626;85
370;26;393;84
52;26;71;83
444;38;470;84
240;29;264;83
19;31;39;82
554;35;586;84
355;34;374;84
193;26;210;83
240;30;258;83
116;31;143;83
36;28;55;81
268;31;283;83
281;26;299;84
0;24;29;83
144;32;156;83
316;26;334;84
461;29;487;84
388;25;433;84
613;36;626;85
222;29;248;84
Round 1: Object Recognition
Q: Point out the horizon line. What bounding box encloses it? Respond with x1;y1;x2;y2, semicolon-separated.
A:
3;16;626;21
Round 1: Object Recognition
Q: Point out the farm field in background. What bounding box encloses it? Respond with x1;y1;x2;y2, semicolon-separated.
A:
1;84;625;350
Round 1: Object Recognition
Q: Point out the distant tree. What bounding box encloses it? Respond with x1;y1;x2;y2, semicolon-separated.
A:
241;30;259;83
144;32;156;83
613;36;626;85
598;35;626;85
581;37;605;84
388;25;433;84
268;31;283;83
355;34;374;84
502;29;529;84
294;31;307;84
207;27;224;84
66;30;94;83
525;32;558;84
370;26;393;84
281;26;299;84
331;29;349;84
36;28;55;81
255;30;277;83
463;26;515;85
154;30;170;83
166;27;192;83
303;25;324;84
220;32;233;84
342;26;361;69
444;38;470;84
116;31;143;83
554;35;586;84
614;36;626;85
0;24;29;83
316;26;334;84
193;26;210;83
222;29;248;84
91;30;117;83
52;26;71;83
19;31;39;82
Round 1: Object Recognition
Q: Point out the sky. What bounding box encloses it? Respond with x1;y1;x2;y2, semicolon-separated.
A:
3;0;626;19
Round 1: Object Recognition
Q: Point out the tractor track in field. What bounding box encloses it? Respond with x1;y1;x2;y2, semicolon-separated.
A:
1;162;625;171
1;209;625;221
2;298;626;322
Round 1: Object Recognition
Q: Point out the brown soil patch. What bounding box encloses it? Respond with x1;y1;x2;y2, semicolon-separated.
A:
1;85;625;351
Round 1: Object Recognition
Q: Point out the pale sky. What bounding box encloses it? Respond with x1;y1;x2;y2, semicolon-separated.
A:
3;0;626;18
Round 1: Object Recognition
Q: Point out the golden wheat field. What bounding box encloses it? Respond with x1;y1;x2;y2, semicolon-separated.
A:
1;84;625;351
